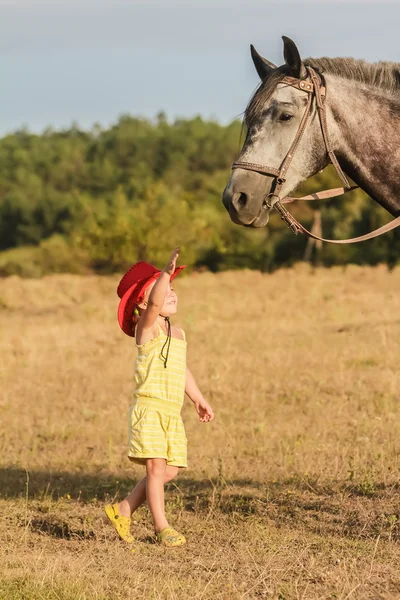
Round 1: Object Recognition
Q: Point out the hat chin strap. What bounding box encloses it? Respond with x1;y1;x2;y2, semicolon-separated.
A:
160;316;172;368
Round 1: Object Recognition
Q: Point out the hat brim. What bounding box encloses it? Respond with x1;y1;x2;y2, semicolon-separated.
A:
118;265;185;337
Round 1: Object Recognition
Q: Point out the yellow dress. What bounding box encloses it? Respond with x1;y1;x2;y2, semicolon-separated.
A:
128;323;188;467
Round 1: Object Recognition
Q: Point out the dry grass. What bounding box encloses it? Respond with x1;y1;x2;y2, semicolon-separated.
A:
1;265;400;599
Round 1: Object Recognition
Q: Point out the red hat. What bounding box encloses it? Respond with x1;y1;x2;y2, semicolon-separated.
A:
117;261;185;337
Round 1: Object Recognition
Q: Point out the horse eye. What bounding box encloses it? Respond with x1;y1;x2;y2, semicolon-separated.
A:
279;113;293;122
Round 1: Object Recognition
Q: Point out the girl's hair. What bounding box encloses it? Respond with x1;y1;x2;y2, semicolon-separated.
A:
131;284;153;336
131;304;140;336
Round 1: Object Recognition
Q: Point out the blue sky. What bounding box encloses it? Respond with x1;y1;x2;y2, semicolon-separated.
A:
1;0;400;136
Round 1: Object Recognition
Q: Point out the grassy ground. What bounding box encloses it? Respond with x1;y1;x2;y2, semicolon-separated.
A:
1;265;399;599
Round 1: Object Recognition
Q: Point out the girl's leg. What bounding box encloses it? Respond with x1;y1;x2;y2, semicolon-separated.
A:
145;458;168;532
118;464;178;519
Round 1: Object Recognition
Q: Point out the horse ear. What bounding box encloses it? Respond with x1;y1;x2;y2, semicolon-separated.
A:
282;36;307;79
250;45;277;81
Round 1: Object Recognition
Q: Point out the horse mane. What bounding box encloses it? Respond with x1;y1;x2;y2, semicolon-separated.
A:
244;57;400;126
305;57;400;93
244;68;290;126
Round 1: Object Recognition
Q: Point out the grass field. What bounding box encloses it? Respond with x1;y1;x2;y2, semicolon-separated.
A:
1;265;400;600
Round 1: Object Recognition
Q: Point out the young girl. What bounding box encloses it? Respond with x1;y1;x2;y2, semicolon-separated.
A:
105;248;214;547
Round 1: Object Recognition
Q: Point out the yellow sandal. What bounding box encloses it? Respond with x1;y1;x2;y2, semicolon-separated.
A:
105;503;134;543
157;526;186;547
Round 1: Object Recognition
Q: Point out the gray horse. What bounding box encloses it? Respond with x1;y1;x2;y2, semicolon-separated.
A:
222;37;400;230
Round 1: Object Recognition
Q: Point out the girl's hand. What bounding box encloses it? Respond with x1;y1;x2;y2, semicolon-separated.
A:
163;247;180;276
194;399;214;423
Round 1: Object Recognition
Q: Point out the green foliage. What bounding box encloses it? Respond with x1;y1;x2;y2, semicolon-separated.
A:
0;235;89;277
0;117;398;276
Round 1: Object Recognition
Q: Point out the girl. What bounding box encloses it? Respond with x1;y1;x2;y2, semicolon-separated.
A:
105;248;214;547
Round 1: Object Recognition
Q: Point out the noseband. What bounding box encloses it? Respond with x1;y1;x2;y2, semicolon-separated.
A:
231;66;400;244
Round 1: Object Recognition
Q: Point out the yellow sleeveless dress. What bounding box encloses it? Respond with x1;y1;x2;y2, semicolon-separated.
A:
128;324;188;467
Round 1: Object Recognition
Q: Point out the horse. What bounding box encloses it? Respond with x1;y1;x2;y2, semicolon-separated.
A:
222;37;400;244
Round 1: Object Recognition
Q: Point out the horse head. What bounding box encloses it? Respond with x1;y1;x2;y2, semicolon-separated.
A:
222;37;329;227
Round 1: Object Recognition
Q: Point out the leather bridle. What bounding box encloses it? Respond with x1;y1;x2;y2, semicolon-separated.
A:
231;66;400;244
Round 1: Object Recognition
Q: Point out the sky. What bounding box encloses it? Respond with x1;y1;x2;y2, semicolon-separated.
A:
1;0;400;136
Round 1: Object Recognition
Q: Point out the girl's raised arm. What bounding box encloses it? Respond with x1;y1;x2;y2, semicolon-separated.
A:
137;248;180;335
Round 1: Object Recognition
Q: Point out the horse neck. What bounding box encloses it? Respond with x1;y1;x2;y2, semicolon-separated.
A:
326;75;400;217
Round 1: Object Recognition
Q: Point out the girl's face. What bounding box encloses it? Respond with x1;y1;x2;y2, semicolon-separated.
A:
161;284;178;316
142;282;178;317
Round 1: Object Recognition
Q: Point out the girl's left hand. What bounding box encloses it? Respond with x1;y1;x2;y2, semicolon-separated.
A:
194;399;214;423
163;247;180;276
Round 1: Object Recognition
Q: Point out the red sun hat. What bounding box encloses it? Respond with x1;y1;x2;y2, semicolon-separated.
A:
117;261;185;337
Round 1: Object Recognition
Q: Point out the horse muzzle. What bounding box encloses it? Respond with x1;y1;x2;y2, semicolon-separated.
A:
222;172;273;227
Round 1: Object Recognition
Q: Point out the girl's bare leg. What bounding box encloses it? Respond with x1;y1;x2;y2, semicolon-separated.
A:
117;463;178;525
145;458;168;532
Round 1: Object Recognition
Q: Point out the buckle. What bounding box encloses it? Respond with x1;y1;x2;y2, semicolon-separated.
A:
264;193;280;210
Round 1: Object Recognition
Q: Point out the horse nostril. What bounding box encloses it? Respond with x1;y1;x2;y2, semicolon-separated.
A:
232;192;248;211
238;193;247;208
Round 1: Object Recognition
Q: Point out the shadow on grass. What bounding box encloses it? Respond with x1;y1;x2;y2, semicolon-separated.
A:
0;466;221;501
1;466;399;501
29;516;97;540
2;467;399;542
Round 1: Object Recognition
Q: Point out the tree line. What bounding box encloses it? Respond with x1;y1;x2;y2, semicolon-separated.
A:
0;113;398;277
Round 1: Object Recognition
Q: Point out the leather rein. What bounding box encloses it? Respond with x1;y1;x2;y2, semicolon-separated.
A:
232;66;400;244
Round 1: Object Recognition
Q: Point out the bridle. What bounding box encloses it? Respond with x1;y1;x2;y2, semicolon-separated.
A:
231;66;400;244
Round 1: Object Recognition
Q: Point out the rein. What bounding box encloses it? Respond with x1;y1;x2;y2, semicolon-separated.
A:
232;67;400;244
